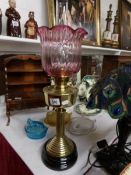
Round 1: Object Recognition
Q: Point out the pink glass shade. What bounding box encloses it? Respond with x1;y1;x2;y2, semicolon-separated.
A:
38;25;87;77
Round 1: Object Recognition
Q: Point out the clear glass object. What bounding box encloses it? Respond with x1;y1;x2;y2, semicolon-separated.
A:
38;25;87;77
66;116;96;135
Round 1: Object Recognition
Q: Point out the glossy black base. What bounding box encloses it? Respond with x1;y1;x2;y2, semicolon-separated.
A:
96;144;131;175
41;139;78;171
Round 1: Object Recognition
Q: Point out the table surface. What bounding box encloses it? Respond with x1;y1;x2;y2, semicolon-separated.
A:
0;106;117;175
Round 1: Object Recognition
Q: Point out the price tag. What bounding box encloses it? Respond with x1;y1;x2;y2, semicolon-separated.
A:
112;34;119;42
49;98;60;106
12;20;19;27
103;31;112;40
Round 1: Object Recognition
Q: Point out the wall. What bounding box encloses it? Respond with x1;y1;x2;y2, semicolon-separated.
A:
0;0;48;37
0;0;118;37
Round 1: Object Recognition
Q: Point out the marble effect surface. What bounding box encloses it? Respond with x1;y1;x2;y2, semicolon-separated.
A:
0;106;117;175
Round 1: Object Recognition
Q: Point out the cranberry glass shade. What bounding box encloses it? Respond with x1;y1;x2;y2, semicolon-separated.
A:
38;25;87;77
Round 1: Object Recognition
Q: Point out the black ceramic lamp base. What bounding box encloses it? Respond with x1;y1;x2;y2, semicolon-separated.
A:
42;140;78;171
96;144;131;175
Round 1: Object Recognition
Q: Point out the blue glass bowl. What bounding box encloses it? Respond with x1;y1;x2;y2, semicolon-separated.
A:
25;118;48;139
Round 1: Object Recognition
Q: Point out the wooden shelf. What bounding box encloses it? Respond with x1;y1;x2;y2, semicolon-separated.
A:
82;45;131;56
4;55;50;116
0;35;131;56
0;35;40;54
6;69;43;73
7;80;50;86
7;91;44;99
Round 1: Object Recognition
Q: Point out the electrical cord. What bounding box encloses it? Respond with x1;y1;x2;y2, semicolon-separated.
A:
82;160;98;175
82;127;119;174
82;149;103;175
82;120;131;175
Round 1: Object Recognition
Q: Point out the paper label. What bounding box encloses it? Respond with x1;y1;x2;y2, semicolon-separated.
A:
103;31;112;40
12;20;19;27
112;34;119;42
49;98;60;106
62;100;69;106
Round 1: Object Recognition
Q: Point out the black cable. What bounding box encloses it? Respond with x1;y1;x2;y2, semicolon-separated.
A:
81;150;92;170
125;145;131;151
116;120;119;137
82;119;131;174
83;144;131;175
111;137;118;145
87;152;103;168
82;150;103;175
82;138;117;174
83;159;97;175
125;142;131;146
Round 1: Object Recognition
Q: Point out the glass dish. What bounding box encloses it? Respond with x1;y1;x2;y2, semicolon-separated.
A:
66;117;96;135
25;118;48;139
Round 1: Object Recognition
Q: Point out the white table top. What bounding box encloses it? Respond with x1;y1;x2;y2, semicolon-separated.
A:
0;106;117;175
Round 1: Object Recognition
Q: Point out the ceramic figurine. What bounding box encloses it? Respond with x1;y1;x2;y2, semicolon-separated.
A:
78;75;97;101
0;9;2;35
78;81;89;101
5;0;21;37
24;11;38;39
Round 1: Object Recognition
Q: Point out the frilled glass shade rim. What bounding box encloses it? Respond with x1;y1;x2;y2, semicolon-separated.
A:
38;24;88;39
38;25;87;77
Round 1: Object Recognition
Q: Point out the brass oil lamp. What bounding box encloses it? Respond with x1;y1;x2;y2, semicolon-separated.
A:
38;25;87;170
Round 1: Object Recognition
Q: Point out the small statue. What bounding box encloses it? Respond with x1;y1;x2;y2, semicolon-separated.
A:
24;11;38;39
0;9;2;35
111;10;119;48
102;4;113;47
5;0;21;37
78;75;96;101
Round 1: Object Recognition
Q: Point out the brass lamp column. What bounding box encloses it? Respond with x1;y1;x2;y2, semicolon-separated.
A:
42;77;78;170
38;25;87;171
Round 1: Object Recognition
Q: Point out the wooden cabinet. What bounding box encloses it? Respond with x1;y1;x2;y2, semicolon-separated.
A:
102;56;131;77
81;56;92;78
4;55;50;123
